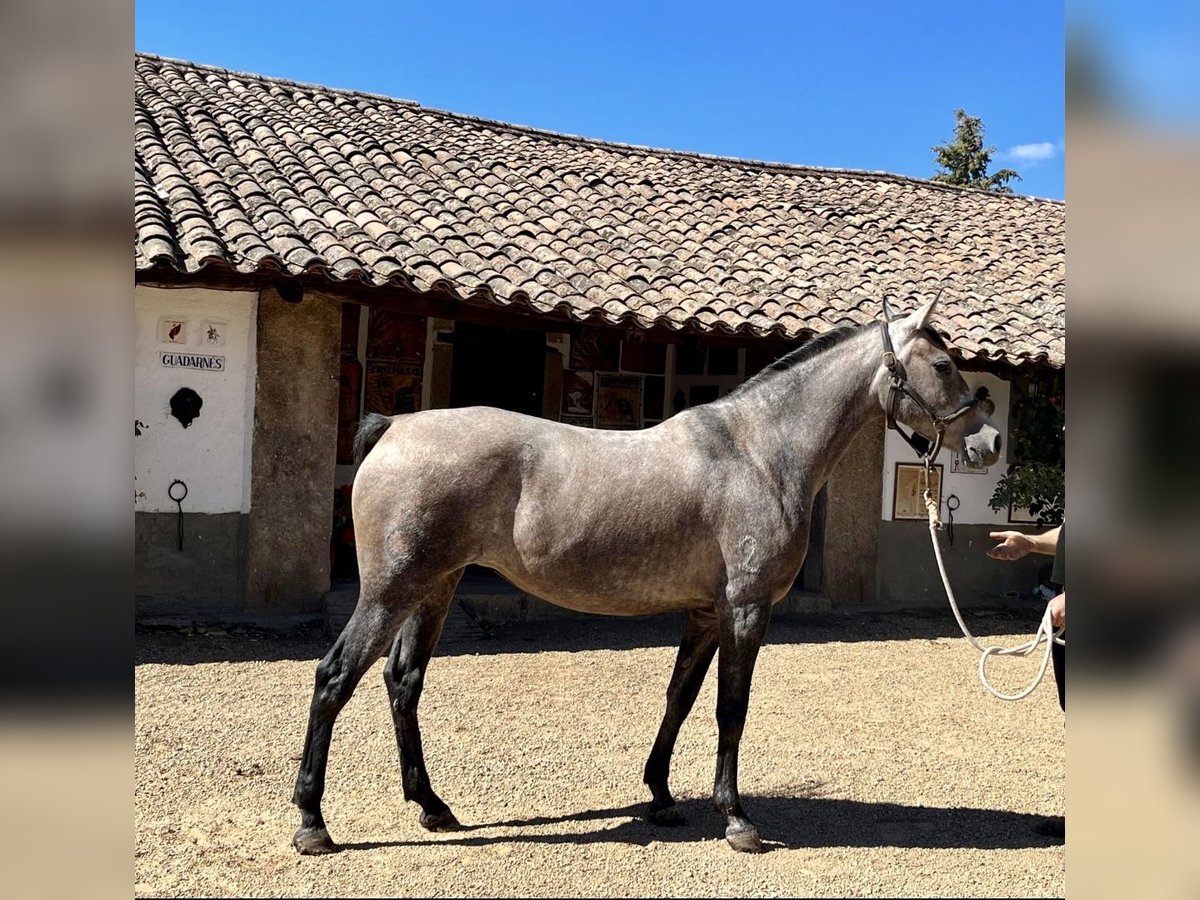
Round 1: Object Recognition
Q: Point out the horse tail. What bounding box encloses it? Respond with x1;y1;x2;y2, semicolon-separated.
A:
353;412;395;464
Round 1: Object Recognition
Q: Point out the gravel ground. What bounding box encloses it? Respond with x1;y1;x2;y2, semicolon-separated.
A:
135;607;1065;897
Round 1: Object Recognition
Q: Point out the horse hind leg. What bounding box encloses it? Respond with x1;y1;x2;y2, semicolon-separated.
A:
291;590;413;855
643;608;719;825
383;568;464;832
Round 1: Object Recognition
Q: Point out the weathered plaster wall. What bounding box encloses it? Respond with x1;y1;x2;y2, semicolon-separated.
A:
878;521;1048;607
245;286;341;614
821;421;885;605
134;286;258;514
875;372;1050;607
135;513;249;614
134;286;257;611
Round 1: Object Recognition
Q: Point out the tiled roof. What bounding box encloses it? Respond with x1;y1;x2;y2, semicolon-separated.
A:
135;53;1065;366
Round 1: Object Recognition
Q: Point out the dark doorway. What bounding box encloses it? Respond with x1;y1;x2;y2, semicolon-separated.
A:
797;485;827;593
449;323;545;416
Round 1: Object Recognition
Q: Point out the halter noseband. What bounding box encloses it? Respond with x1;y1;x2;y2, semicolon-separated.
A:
879;319;978;465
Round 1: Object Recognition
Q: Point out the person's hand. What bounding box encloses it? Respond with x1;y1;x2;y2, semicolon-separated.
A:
988;531;1034;561
1047;592;1065;629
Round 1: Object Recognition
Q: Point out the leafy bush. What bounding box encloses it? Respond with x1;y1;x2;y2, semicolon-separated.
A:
988;462;1064;527
988;368;1064;527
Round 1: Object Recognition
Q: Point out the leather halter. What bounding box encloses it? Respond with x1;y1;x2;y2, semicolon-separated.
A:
879;319;978;464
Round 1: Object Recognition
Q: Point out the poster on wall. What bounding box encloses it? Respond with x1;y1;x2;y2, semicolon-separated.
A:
950;449;989;475
1007;503;1040;525
367;309;426;364
560;370;594;418
364;309;425;417
595;374;643;430
158;318;188;344
570;326;620;371
200;321;227;347
364;362;422;415
893;462;943;520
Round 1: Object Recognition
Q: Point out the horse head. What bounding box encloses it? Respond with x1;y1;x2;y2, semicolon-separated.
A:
878;297;1002;468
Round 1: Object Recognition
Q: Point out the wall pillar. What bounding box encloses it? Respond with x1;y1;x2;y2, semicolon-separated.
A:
821;421;885;605
245;286;340;614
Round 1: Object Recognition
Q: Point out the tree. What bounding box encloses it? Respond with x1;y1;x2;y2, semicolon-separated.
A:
931;108;1021;193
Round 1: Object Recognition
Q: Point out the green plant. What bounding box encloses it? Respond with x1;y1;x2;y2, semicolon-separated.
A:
931;108;1022;193
989;368;1065;526
989;462;1064;527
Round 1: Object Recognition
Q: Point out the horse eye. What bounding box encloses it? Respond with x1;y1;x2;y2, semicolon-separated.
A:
933;359;952;375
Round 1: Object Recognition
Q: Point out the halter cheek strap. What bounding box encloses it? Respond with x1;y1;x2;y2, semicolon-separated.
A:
879;320;978;464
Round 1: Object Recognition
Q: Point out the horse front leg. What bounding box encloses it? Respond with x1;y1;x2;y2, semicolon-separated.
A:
383;571;463;832
643;607;720;824
713;598;771;853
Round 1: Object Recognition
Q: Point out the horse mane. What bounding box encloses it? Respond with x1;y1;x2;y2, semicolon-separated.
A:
731;322;951;397
732;323;865;394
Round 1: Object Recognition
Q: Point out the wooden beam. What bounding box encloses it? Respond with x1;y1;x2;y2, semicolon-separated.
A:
135;265;1056;369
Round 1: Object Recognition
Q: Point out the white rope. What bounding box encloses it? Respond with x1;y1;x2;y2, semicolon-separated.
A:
922;485;1065;702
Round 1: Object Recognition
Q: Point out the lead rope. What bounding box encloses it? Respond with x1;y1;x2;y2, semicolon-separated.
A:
921;473;1065;702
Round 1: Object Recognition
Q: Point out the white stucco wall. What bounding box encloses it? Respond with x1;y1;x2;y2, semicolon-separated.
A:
880;371;1012;525
134;286;258;514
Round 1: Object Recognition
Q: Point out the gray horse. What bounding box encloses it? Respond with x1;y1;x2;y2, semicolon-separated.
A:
292;298;1001;855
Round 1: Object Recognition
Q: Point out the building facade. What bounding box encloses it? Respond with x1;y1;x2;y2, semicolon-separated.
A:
134;54;1065;619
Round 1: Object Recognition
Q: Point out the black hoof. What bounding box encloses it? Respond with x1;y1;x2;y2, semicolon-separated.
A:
420;809;463;832
645;804;686;826
725;823;764;853
293;825;337;855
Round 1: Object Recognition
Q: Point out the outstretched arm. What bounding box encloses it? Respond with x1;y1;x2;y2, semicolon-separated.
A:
988;525;1061;561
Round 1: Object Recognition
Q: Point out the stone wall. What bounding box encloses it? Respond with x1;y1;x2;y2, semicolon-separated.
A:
821;422;885;605
245;286;341;615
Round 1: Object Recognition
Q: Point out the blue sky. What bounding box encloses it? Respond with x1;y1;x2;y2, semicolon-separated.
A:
136;1;1064;199
1069;0;1200;127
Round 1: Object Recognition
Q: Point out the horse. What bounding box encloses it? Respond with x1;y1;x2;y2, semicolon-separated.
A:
292;297;1002;855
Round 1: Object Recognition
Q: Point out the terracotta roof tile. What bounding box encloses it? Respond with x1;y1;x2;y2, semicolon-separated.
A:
135;53;1065;366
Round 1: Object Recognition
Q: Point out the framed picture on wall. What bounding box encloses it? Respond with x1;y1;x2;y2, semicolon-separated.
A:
570;326;620;371
595;373;643;429
560;369;594;418
893;462;942;521
949;448;989;475
1007;502;1040;525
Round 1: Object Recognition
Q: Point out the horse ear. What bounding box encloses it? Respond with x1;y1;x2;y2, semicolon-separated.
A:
881;297;897;322
909;297;938;329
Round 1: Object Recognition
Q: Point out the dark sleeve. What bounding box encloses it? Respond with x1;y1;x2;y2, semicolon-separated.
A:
1050;522;1065;588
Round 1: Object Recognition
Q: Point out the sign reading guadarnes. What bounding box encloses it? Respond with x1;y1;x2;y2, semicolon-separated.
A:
160;351;225;371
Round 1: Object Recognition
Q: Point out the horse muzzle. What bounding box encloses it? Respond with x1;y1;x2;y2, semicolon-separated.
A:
963;425;1002;467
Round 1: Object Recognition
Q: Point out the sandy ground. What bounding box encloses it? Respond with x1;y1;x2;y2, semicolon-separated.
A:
135;607;1065;898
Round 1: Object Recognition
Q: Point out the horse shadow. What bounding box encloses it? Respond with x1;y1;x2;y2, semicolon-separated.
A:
340;794;1062;854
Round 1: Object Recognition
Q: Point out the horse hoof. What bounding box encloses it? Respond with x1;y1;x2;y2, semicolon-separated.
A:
725;823;764;854
293;826;337;855
420;809;463;832
645;804;686;826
